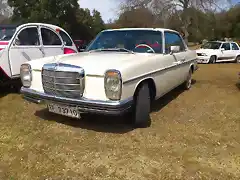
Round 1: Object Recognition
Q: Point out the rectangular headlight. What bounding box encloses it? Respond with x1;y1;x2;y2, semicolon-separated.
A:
20;64;32;88
104;69;122;100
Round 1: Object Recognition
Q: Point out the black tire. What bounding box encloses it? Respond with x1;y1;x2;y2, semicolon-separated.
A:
209;56;216;64
131;82;151;128
235;56;240;64
182;69;192;90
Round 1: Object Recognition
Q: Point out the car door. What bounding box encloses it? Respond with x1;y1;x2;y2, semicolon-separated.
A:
40;26;64;57
218;43;234;62
8;25;44;76
162;31;189;90
58;30;78;53
231;43;240;59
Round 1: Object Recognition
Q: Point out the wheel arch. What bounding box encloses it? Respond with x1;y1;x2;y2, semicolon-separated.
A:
133;77;156;103
189;63;195;73
211;54;218;60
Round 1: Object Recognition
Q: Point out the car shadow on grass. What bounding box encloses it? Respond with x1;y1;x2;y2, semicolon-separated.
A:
34;79;197;133
151;79;196;112
0;85;20;98
35;109;134;134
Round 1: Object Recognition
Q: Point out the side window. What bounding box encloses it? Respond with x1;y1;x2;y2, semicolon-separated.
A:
41;28;62;46
59;30;73;46
164;32;186;54
231;43;239;50
221;43;230;50
17;27;40;46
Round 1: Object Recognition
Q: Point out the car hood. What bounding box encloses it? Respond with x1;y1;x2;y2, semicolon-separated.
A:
196;48;217;54
29;51;159;75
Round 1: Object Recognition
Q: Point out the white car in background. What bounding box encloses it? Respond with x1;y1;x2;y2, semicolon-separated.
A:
196;41;240;64
20;28;198;128
0;23;77;87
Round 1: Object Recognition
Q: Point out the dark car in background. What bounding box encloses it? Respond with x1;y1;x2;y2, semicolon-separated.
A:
74;39;89;52
0;24;20;50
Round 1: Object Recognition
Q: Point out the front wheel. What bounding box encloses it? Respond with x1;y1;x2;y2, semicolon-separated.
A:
182;69;192;90
131;82;151;128
209;56;216;64
235;56;240;64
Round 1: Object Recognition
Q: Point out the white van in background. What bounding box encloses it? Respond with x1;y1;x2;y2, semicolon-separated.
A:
0;23;78;87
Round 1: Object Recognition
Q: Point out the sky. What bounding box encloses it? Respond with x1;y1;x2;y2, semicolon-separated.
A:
79;0;239;23
79;0;121;22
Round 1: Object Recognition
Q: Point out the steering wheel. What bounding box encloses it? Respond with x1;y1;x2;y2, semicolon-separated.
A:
134;44;155;53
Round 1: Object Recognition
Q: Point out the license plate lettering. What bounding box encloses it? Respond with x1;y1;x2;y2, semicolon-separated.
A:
47;103;80;118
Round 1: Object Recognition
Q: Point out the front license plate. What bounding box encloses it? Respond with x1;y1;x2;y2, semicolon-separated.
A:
47;103;80;118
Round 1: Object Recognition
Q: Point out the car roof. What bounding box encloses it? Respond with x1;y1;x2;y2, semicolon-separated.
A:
208;40;237;44
102;28;180;34
15;23;66;32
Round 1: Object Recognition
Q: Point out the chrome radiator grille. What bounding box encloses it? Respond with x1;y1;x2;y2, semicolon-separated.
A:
42;63;84;99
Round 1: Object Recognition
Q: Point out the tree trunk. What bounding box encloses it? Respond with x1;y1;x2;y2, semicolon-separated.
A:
181;8;191;45
182;25;189;44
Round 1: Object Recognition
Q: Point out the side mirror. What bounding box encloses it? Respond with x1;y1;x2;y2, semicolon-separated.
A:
170;46;180;54
14;38;20;46
78;45;86;52
221;48;225;51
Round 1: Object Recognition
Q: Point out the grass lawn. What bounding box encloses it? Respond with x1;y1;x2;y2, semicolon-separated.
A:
0;63;240;180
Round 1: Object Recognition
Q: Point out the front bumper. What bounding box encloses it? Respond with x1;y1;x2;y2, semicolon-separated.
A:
20;87;133;115
197;56;209;64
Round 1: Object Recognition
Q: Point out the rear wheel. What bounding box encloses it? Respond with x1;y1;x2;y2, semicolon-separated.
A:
235;56;240;64
182;69;192;90
209;56;216;64
131;82;151;128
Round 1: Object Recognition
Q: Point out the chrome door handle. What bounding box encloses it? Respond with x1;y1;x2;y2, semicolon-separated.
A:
173;61;181;65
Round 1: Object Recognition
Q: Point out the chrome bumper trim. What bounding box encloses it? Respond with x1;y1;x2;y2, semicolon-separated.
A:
20;87;133;115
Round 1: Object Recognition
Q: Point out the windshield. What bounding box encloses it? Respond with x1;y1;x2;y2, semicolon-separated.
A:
0;27;16;41
201;42;221;49
86;30;163;53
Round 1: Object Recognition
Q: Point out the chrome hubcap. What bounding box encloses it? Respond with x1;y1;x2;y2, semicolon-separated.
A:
187;73;192;88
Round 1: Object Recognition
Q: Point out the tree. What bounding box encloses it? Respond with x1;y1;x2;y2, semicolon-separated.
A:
8;0;79;32
115;7;159;28
75;8;94;40
225;4;240;38
118;0;231;43
0;0;12;17
7;0;106;40
91;9;105;35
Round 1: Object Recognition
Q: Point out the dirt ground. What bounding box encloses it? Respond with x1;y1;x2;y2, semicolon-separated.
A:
0;63;240;180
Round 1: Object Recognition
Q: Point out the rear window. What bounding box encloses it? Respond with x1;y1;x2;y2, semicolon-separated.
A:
59;30;73;46
0;27;16;41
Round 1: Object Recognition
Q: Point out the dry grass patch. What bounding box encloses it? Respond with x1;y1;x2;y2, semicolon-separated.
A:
0;64;240;180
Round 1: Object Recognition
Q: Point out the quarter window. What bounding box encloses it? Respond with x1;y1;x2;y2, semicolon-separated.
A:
59;30;73;46
41;28;62;46
17;27;40;46
164;32;186;54
231;43;239;50
221;43;230;50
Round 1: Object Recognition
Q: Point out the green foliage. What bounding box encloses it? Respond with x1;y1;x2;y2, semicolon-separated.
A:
92;9;105;35
6;0;105;40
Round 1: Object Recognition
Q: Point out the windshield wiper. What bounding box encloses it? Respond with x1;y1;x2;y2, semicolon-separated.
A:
88;48;135;54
